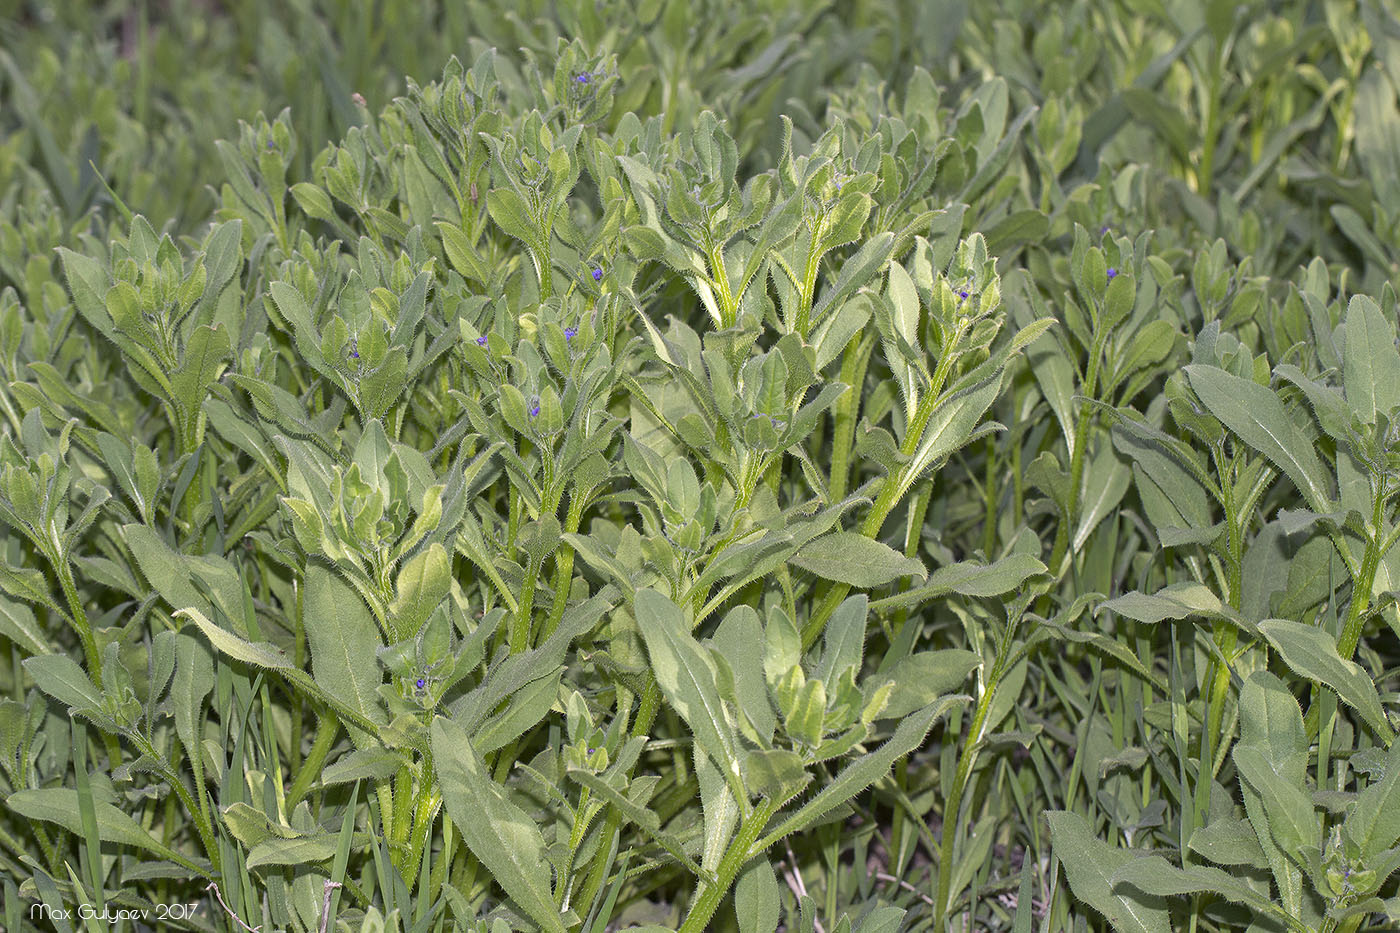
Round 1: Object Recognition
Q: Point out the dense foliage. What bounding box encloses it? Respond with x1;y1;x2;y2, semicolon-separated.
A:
3;1;1400;931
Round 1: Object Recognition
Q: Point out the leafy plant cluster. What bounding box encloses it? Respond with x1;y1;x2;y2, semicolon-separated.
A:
3;1;1400;932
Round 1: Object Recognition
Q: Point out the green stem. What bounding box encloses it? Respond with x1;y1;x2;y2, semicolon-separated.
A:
982;433;999;556
934;668;997;928
803;328;970;649
376;783;395;866
511;562;541;654
401;767;439;894
889;482;931;641
392;767;415;852
134;733;219;876
677;797;777;933
1043;317;1110;594
286;715;340;810
794;224;826;337
572;679;661;919
827;334;874;501
1337;485;1387;662
707;241;736;328
536;232;554;300
542;490;587;641
56;560;103;689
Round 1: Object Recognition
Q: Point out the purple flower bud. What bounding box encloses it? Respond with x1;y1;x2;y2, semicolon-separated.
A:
1107;267;1118;280
529;403;540;418
591;266;603;282
959;290;969;301
576;74;590;85
476;335;488;347
415;678;426;690
564;326;578;341
350;350;360;359
1100;225;1110;236
266;139;275;150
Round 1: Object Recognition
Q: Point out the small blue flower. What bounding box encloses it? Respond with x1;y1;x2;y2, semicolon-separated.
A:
564;326;578;341
476;334;488;347
1106;267;1118;280
415;678;426;690
349;349;359;359
529;402;541;418
576;73;590;85
591;266;603;282
1100;225;1110;236
958;290;969;301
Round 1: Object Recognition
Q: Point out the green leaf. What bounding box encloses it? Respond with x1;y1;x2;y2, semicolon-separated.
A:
431;716;566;933
742;748;811;804
1343;295;1400;424
58;248;114;337
756;695;965;849
319;748;404;787
900;375;1003;501
1258;618;1393;741
634;588;745;804
389;542;451;640
303;565;386;747
874;650;979;721
734;856;780;933
1185;364;1334;512
471;668;562;756
1074;443;1131;551
246;836;343;870
815;595;867;696
7;789;203;874
1344;740;1400;859
565;767;711;881
1110;858;1297;931
0;594;50;655
1234;672;1316;861
171;632;213;760
791;532;926;588
712;606;776;743
1045;811;1171;933
1187;819;1268;870
870;554;1047;612
487;188;540;252
22;655;102;713
1099;583;1236;626
176;608;381;735
170;324;231;432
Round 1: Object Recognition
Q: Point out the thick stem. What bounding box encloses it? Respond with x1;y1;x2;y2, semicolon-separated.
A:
132;732;219;877
934;671;997;927
1337;486;1387;661
828;334;875;501
707;242;737;328
542;490;587;641
793;225;826;337
286;714;339;810
57;560;103;689
1042;316;1110;606
510;562;541;654
400;761;439;894
572;679;661;918
677;797;778;933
